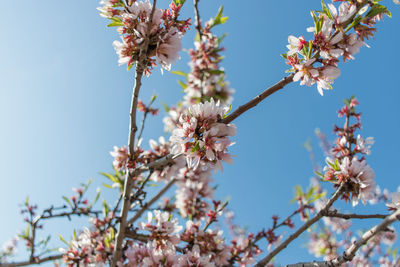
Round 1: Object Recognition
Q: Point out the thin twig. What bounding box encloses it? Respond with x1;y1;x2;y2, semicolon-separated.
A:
255;183;344;267
0;254;63;267
285;209;400;267
125;230;185;253
222;74;294;124
127;178;176;226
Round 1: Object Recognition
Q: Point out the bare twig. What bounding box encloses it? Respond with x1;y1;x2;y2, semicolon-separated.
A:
0;254;63;267
255;183;344;267
285;209;400;267
324;211;388;220
136;97;156;144
222;74;294;124
128;178;176;226
129;153;182;177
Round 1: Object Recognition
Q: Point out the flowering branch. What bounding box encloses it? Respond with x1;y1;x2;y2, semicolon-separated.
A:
111;1;158;265
255;183;345;266
286;209;400;267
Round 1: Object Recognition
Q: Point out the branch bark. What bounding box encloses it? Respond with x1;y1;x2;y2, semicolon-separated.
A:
324;211;388;220
285;209;400;267
221;74;294;124
255;183;344;267
0;254;62;267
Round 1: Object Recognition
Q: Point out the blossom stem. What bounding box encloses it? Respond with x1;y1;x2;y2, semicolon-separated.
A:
255;183;345;266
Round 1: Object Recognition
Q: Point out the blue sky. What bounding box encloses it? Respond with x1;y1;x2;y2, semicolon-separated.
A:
1;0;399;265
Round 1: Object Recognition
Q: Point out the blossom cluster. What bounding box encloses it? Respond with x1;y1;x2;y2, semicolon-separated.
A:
98;0;191;73
170;98;236;170
0;237;18;264
285;0;390;95
120;210;260;267
60;214;116;266
182;27;234;106
320;97;376;206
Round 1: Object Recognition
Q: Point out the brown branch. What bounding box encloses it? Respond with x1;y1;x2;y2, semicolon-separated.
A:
222;74;294;124
127;178;176;226
324;211;388;220
255;183;344;267
0;254;63;267
193;0;202;39
129;153;182;177
111;1;158;265
285;209;400;267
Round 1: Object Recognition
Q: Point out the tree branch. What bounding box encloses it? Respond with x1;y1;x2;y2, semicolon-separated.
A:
222;74;294;124
285;209;400;267
0;254;63;267
255;183;344;267
111;1;158;265
324;211;388;220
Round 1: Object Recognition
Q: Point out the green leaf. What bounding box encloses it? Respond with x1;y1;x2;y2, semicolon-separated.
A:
171;70;188;78
107;21;125;27
223;104;232;118
25;225;30;238
100;172;119;184
366;4;391;19
173;0;186;5
314;171;324;179
306;187;315;200
177;80;187;89
149;94;157;105
102;199;110;217
127;62;133;71
102;183;114;189
58;234;69;246
321;0;334;20
295;185;303;198
310;11;318;25
162;102;170;112
345;16;362;33
62;196;73;208
310;192;326;203
205;69;225;75
217;33;228;45
208;6;229;28
191;142;200;153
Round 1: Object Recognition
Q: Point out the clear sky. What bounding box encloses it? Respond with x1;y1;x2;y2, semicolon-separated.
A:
1;0;399;265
